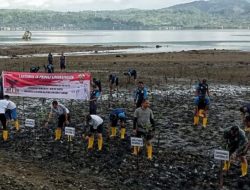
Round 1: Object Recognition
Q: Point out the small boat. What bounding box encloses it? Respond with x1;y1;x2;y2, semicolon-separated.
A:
22;31;32;40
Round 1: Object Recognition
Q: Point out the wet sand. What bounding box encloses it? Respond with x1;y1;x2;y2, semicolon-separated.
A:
0;45;250;189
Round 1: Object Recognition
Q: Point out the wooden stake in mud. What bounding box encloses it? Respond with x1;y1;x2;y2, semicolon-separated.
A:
214;149;230;189
157;130;161;151
219;160;224;189
22;97;25;123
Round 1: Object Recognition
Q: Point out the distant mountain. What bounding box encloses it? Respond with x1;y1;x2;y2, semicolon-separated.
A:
1;0;250;30
169;0;250;16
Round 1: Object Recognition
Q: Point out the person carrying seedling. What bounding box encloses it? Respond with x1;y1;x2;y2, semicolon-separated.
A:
223;125;248;177
84;114;104;151
109;108;126;139
133;99;155;160
194;95;209;127
45;100;70;140
4;95;19;131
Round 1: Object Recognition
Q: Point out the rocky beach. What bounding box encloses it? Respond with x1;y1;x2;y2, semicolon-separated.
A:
0;45;250;189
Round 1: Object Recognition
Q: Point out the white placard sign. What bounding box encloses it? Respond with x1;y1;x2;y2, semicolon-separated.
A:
131;137;143;147
214;149;229;161
25;119;35;127
65;127;75;137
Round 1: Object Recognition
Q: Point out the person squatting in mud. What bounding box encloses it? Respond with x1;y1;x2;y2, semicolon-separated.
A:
89;85;100;114
4;95;19;131
223;125;248;177
194;95;209;127
84;114;104;151
109;108;126;139
133;99;155;160
0;99;10;141
134;81;148;108
45;100;70;140
30;66;40;73
108;73;118;95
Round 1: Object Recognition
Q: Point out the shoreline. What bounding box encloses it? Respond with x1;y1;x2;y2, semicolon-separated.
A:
0;45;250;85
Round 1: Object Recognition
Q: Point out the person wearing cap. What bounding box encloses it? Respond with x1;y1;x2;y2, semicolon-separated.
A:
45;100;70;140
109;108;126;139
4;95;19;131
196;79;210;97
194;95;210;127
133;99;155;160
223;125;248;177
85;114;104;151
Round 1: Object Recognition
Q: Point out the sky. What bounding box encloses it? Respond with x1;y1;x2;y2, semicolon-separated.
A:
0;0;200;11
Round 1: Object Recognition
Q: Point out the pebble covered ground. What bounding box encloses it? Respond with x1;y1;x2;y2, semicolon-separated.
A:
0;82;250;190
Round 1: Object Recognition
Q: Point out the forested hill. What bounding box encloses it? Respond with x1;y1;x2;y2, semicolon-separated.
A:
1;0;250;30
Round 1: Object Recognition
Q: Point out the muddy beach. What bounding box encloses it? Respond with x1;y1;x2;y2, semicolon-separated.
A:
0;45;250;189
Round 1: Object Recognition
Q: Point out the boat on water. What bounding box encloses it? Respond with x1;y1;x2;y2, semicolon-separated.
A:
22;31;32;40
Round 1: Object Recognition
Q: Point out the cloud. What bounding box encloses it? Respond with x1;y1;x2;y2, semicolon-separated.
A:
0;0;197;11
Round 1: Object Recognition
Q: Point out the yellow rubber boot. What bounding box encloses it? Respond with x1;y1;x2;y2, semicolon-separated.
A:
203;117;208;128
87;136;94;149
67;135;72;142
110;127;117;137
98;136;103;151
15;120;20;131
3;130;8;141
241;162;248;177
245;127;250;132
120;128;126;139
147;144;153;160
55;128;62;140
194;116;199;125
223;161;230;171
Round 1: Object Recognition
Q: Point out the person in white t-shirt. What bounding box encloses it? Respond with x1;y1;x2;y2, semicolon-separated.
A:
85;114;104;151
0;99;10;141
4;95;19;131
